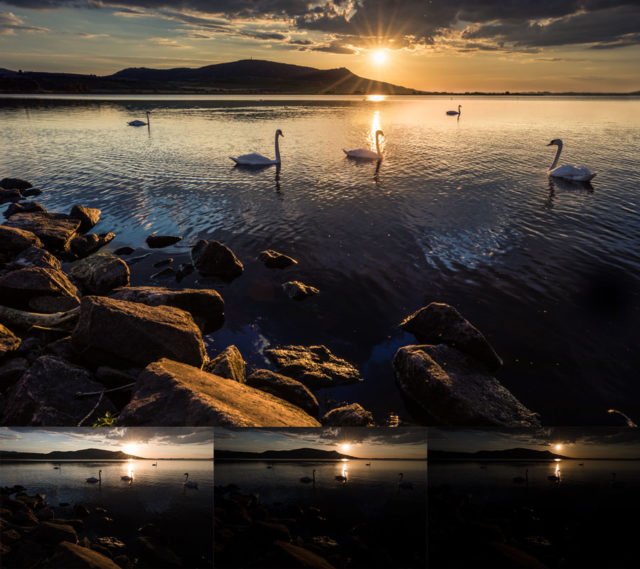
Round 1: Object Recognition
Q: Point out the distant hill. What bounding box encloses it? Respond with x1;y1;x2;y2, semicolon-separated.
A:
0;59;419;95
0;448;141;460
429;448;569;461
215;447;358;460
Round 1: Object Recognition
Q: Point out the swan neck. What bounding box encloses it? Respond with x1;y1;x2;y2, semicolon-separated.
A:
275;132;281;164
375;132;381;155
550;143;562;170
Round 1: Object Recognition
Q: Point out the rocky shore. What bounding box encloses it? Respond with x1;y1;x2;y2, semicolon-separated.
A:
0;176;539;427
0;484;212;568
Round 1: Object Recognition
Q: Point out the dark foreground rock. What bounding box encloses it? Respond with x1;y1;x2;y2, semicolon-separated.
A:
4;213;80;252
4;201;47;218
204;345;246;382
72;296;206;368
259;249;298;269
119;358;321;426
1;356;116;425
0;324;21;358
47;541;121;569
393;344;540;427
0;226;43;263
400;302;503;371
68;252;130;295
191;239;244;280
146;234;182;248
110;285;224;334
69;205;101;233
273;541;337;569
322;403;375;426
282;280;319;300
265;345;362;389
0;178;32;191
0;188;22;204
0;267;79;307
8;245;61;271
247;369;320;418
69;232;115;259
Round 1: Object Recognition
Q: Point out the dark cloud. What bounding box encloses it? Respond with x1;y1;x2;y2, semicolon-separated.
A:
0;10;48;34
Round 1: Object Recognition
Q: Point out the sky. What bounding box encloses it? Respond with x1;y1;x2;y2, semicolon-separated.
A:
215;427;428;459
0;427;214;459
0;0;639;92
429;428;640;459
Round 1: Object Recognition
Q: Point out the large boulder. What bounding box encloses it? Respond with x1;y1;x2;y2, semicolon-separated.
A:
273;541;336;569
118;358;321;426
71;296;206;368
322;403;375;426
0;178;32;191
69;205;101;233
0;357;29;390
400;303;503;371
191;239;244;280
259;249;298;269
32;521;78;545
4;212;80;252
0;226;43;263
47;541;121;569
0;267;79;307
8;245;61;271
282;280;319;300
69;232;115;259
4;201;47;218
0;324;21;358
1;356;116;425
69;252;130;295
146;234;181;248
393;344;539;427
110;286;224;334
265;345;362;389
0;188;22;204
204;345;246;382
247;369;320;417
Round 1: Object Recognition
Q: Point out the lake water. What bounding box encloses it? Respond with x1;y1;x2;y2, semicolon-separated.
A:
1;95;639;425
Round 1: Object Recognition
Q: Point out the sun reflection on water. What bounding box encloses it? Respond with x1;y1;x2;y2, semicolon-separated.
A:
369;111;384;152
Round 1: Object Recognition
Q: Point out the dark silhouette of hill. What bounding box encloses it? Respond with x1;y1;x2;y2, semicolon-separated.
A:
0;448;141;460
429;448;569;461
215;447;358;460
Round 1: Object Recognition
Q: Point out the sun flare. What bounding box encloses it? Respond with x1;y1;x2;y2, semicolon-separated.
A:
123;442;139;455
554;443;563;452
340;443;351;452
371;49;388;65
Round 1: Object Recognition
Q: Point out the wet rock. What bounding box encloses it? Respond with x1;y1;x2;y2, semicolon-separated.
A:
322;403;375;426
0;357;28;389
282;280;319;300
0;188;22;204
69;232;116;259
110;286;224;334
9;245;61;271
69;252;130;295
259;249;298;269
127;253;150;264
134;536;182;568
1;355;116;426
191;239;244;280
22;188;42;198
146;235;181;248
33;521;78;545
4;212;80;252
0;267;79;307
204;345;246;382
74;504;90;517
114;246;134;256
0;226;43;263
72;296;206;368
400;303;503;371
28;295;80;313
265;345;362;389
119;358;321;427
273;541;337;569
393;344;540;427
44;337;77;361
94;536;127;556
153;258;173;268
4;201;47;218
69;205;101;233
176;263;194;281
0;178;32;191
247;369;319;418
48;541;121;569
150;267;175;279
0;324;21;358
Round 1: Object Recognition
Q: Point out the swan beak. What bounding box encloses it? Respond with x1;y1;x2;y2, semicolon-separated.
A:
546;142;553;146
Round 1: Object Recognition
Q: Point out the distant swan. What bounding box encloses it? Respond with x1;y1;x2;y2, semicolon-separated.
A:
128;111;150;127
152;463;157;467
121;475;133;482
335;474;347;482
446;105;461;116
230;129;283;166
86;470;102;484
184;472;198;489
547;139;595;182
300;470;316;484
344;129;384;161
398;473;414;490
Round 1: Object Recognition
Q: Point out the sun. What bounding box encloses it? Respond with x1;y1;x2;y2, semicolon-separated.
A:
122;442;139;455
553;443;563;452
340;442;351;453
371;49;388;66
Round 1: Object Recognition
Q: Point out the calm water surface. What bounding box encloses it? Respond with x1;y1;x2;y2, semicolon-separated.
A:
1;95;639;425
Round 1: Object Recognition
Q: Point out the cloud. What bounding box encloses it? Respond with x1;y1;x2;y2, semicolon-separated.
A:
0;11;48;34
149;36;190;48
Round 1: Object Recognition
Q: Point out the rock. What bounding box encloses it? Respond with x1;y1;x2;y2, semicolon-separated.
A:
259;249;298;269
33;521;78;545
265;345;362;389
0;267;80;307
400;302;503;371
0;188;22;204
247;369;320;417
1;356;116;426
69;252;130;295
9;245;62;271
22;187;42;198
0;357;28;389
273;541;337;569
114;246;134;256
204;345;246;382
47;541;121;569
69;205;101;233
134;536;182;568
71;296;206;368
150;267;175;279
4;201;47;218
119;358;321;426
252;520;292;542
191;239;244;280
28;295;80;313
282;280;319;300
110;286;224;334
393;344;540;427
146;235;181;248
0;226;43;263
176;263;194;281
153;258;173;268
0;178;32;191
4;212;81;252
95;367;137;389
322;403;375;426
69;232;115;259
0;324;21;358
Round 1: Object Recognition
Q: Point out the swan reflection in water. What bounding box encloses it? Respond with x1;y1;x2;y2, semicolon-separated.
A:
335;463;348;483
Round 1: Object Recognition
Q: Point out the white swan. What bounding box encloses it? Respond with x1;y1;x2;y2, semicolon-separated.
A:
128;111;150;127
86;470;102;484
446;105;461;116
230;129;283;166
183;472;198;489
121;475;133;482
300;470;316;484
344;129;384;161
547;139;595;182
